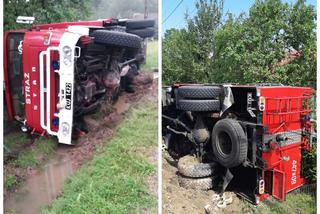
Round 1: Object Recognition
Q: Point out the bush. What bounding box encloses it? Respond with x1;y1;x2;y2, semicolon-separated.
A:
302;147;316;183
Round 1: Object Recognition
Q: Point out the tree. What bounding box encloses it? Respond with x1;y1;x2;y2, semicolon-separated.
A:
163;0;316;88
4;0;91;31
89;0;158;20
163;0;224;84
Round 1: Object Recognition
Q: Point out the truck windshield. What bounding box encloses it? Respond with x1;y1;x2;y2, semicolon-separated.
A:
6;32;25;117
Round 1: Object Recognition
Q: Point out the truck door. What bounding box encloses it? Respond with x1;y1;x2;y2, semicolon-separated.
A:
4;32;25;120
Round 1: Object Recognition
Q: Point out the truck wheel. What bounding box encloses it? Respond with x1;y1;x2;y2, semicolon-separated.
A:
107;26;126;32
178;86;222;99
126;19;155;30
178;155;218;178
92;30;142;49
177;99;220;112
178;175;214;190
126;27;155;38
211;119;247;168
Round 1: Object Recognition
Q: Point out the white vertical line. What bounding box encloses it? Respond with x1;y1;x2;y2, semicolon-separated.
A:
316;0;319;211
0;0;4;209
158;0;163;213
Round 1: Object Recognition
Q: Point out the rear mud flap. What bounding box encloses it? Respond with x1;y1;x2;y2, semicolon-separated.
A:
272;169;286;201
220;168;233;193
228;166;259;204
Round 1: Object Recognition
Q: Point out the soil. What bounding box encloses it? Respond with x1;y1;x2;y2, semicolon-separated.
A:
162;152;253;214
4;72;158;214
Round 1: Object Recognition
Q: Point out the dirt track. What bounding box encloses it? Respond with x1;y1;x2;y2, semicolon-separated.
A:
162;153;253;214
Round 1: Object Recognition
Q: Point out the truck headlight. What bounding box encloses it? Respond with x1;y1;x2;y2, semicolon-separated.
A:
62;46;72;67
61;122;70;137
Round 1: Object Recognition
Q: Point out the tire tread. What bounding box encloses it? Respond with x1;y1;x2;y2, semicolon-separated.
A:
92;30;142;49
178;86;222;99
177;99;220;112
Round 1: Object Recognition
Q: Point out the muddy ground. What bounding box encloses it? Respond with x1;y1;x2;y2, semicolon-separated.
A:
4;71;158;213
162;153;255;214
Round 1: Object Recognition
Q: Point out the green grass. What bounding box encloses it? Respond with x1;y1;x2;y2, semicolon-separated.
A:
9;137;56;169
4;132;30;149
143;40;158;70
248;193;316;214
4;175;18;189
40;101;158;214
263;193;316;214
12;149;38;168
34;137;57;156
4;136;57;190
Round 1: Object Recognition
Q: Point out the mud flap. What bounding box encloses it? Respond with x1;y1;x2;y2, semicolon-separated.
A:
272;169;286;201
219;168;234;194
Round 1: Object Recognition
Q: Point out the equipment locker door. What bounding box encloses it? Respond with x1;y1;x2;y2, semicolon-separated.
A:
272;169;286;201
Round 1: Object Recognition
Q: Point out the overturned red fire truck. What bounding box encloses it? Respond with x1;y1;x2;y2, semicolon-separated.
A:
162;84;315;204
4;16;155;144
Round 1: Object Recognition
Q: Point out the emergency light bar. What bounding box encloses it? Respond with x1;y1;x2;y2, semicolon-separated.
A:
16;16;35;24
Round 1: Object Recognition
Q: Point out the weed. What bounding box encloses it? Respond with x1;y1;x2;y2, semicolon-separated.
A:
34;137;57;156
12;149;38;168
4;175;17;189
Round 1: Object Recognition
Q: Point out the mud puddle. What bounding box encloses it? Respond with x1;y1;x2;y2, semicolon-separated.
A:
4;72;157;214
4;155;73;214
113;97;131;114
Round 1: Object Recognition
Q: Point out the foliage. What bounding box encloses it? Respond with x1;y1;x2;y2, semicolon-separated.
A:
40;102;157;214
4;0;91;31
163;0;316;88
90;0;158;20
4;175;18;189
90;0;159;38
302;147;317;183
163;0;224;84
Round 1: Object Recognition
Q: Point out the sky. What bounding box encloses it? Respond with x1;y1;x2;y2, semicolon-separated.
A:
162;0;317;33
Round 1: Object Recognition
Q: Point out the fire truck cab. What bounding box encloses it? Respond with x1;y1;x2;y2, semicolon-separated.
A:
4;17;155;144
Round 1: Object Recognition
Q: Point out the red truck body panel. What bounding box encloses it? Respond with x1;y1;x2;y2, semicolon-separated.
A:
259;87;313;201
31;19;113;30
22;30;64;133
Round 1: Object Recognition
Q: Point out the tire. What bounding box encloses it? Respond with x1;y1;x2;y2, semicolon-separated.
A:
177;99;220;112
92;30;142;49
126;19;155;30
107;26;126;32
178;86;222;99
178;155;218;178
211;119;248;168
126;27;154;38
178;175;214;190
